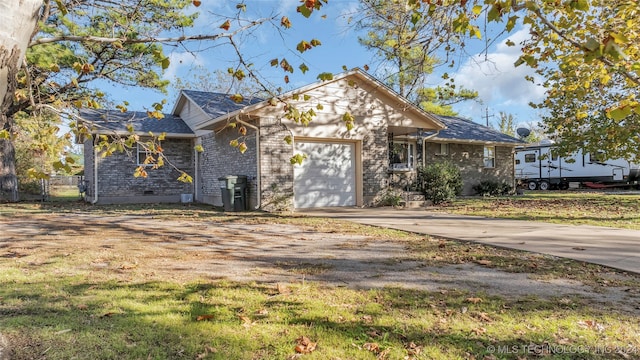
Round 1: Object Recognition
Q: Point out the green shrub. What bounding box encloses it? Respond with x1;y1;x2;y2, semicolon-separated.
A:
18;178;42;195
472;180;513;197
378;190;404;207
414;161;463;205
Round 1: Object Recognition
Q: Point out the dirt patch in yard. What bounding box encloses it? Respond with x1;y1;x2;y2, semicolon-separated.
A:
2;212;639;315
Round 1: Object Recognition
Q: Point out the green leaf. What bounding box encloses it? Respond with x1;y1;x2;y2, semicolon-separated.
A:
54;0;68;15
299;63;309;74
290;153;307;165
161;57;170;70
194;144;204;152
230;94;244;103
608;106;631;121
583;37;600;51
317;72;334;81
177;172;193;183
283;135;292;145
506;16;518;32
472;5;482;15
297;5;312;18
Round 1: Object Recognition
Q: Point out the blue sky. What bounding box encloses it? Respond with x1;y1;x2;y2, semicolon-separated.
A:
110;1;546;130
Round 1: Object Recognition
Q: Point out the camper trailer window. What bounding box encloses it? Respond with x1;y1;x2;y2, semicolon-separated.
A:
589;152;605;163
524;154;536;163
483;146;495;168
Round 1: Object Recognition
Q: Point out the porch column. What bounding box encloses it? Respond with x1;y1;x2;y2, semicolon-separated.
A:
416;128;424;166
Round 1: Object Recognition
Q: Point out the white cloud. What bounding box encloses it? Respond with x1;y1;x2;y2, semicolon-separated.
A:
163;52;205;81
453;27;545;109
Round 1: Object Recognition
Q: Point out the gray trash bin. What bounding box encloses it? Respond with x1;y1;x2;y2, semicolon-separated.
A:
219;175;248;211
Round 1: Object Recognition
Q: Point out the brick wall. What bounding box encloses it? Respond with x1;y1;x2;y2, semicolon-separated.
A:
424;142;515;195
362;125;390;206
258;117;294;212
197;125;258;207
84;137;194;203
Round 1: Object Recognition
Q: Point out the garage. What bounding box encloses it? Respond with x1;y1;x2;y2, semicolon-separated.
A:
293;141;356;208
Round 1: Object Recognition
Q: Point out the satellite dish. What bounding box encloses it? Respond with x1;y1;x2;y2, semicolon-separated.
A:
516;127;531;138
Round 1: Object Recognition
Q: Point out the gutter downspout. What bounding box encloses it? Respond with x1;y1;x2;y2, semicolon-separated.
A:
235;118;261;210
91;143;99;204
194;138;200;202
421;131;441;166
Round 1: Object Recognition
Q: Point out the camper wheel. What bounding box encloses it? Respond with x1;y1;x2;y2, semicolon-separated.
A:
538;180;550;191
527;181;538;190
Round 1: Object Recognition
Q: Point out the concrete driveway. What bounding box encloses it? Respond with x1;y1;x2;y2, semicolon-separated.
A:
301;207;640;274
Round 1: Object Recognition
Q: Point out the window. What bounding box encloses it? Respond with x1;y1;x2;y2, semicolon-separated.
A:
438;143;449;155
483;146;495;168
589;151;605;163
524;154;536;163
390;142;415;170
137;143;152;166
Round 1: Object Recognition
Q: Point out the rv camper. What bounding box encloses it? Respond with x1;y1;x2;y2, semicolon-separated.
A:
515;144;640;190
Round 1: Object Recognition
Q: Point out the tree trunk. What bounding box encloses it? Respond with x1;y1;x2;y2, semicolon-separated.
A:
0;0;41;202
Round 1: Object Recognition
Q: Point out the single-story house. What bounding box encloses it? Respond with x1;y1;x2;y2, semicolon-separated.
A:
80;68;523;210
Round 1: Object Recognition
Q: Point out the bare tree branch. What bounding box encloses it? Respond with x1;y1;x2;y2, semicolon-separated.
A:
29;18;273;47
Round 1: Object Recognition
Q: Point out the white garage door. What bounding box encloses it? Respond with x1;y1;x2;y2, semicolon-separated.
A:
293;141;356;208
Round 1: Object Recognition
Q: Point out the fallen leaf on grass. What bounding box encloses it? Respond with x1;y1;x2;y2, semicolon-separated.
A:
406;341;422;355
277;283;291;294
101;312;117;318
471;327;487;335
196;345;218;359
238;315;256;328
76;304;88;310
475;312;493;322
294;336;317;354
119;262;138;270
577;320;605;332
366;329;382;338
475;259;493;266
363;342;380;352
466;297;483;304
361;314;373;324
196;314;214;321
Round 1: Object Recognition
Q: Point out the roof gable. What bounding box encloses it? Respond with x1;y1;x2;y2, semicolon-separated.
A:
178;90;263;119
175;68;445;132
79;109;195;136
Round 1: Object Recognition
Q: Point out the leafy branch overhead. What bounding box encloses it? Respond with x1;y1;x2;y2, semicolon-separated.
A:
2;0;640;202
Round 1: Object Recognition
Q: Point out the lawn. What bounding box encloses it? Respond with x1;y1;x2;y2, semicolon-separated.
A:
435;190;640;230
1;199;639;359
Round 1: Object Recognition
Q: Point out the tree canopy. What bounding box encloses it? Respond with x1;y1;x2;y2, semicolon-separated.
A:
356;0;477;115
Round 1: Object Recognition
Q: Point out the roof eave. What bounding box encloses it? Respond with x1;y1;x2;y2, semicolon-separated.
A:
427;137;524;146
90;130;196;138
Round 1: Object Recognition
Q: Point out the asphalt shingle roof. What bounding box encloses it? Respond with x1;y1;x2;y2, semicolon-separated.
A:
426;115;524;145
181;90;264;119
79;109;194;135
